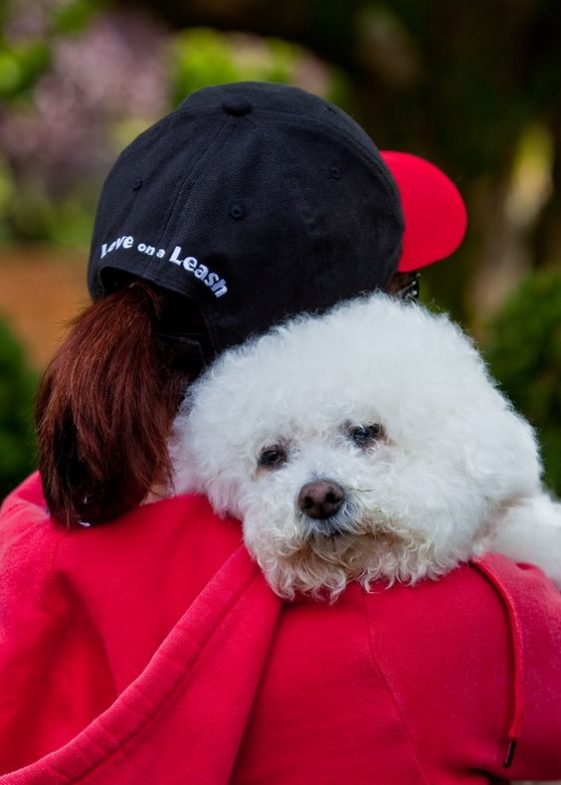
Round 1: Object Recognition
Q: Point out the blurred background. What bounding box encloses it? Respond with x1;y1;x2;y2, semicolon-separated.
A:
0;0;560;501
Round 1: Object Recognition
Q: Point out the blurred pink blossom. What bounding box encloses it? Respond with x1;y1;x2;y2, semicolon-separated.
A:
0;8;170;197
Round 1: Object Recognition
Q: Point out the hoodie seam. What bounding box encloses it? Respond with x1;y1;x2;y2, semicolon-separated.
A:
362;590;433;785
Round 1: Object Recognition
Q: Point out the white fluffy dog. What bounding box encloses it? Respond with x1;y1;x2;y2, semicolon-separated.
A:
170;293;561;600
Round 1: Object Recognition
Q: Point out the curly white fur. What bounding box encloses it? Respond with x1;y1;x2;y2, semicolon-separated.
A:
169;293;552;600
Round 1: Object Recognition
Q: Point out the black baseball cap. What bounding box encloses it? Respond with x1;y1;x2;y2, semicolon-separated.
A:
88;81;466;359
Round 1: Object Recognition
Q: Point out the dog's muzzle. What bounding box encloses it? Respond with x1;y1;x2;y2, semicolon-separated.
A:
298;480;345;520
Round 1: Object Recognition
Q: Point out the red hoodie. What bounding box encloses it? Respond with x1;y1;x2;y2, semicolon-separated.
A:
1;472;561;784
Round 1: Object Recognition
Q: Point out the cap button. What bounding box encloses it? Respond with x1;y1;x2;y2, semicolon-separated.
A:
222;97;252;117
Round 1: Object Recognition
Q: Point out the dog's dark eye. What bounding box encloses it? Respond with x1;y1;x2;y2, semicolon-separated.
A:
258;446;287;469
348;424;385;448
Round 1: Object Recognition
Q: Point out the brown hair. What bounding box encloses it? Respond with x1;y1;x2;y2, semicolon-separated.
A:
35;281;200;527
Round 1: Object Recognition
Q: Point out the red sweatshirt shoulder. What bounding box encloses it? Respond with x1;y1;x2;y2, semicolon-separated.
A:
233;555;561;784
364;554;561;782
0;473;243;774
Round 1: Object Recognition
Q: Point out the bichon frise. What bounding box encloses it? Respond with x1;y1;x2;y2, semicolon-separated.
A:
170;293;561;600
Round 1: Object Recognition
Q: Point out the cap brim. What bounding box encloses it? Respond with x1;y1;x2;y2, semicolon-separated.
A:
381;151;467;273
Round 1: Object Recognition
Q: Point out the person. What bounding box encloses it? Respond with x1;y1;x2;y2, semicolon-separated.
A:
1;81;560;785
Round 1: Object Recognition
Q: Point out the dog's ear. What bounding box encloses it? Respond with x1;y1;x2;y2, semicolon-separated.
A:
35;282;194;527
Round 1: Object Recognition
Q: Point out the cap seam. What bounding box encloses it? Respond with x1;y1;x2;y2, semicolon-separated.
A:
245;114;318;235
263;113;399;203
243;114;332;317
155;116;232;248
138;116;233;288
154;116;239;351
172;103;397;202
265;120;329;296
263;114;402;294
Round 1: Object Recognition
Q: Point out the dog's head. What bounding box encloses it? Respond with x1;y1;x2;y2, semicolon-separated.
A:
171;294;541;599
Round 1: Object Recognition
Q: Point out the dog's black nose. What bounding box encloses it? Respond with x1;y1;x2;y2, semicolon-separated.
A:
298;481;345;519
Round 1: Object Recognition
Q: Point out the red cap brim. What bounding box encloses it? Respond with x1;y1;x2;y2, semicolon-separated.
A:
381;151;467;273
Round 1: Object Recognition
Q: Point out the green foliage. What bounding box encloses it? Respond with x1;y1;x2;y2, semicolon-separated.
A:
484;270;561;495
170;28;347;109
0;316;36;504
52;0;107;36
0;0;104;101
0;39;49;99
0;0;160;248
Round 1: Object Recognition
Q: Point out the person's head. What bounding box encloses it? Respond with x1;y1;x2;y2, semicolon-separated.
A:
35;81;466;526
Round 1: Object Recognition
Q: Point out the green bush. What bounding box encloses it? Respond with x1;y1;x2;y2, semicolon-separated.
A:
0;316;36;504
484;270;561;495
169;28;348;111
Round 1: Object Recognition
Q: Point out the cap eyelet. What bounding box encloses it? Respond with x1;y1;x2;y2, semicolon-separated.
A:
329;166;341;179
229;203;245;219
132;178;143;191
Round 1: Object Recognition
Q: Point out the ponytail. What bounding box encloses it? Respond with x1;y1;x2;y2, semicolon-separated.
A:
35;282;193;526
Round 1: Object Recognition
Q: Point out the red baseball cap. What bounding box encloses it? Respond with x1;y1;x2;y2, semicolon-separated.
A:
381;151;468;273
